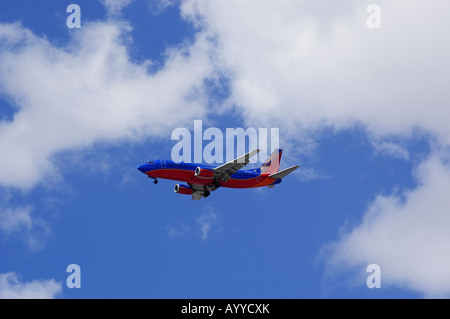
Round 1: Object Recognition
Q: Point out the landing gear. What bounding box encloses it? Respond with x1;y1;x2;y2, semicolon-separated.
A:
148;176;158;184
204;190;211;198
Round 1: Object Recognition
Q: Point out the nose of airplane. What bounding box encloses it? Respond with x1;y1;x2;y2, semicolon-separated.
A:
137;164;148;174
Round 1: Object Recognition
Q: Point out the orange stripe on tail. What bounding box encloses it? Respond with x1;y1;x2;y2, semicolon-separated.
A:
259;149;282;175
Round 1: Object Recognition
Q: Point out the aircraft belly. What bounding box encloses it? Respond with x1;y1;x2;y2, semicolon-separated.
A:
149;169;211;185
223;177;258;188
223;176;275;188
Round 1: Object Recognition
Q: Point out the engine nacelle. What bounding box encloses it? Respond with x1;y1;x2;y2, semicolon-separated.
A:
194;167;214;179
174;184;193;195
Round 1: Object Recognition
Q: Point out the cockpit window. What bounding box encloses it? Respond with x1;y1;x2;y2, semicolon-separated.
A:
147;161;154;164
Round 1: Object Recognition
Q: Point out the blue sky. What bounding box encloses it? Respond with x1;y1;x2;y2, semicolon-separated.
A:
1;0;450;299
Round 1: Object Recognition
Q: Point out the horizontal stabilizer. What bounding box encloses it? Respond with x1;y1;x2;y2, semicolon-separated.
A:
269;165;300;180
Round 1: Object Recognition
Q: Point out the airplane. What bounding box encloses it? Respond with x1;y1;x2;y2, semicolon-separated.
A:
137;149;299;200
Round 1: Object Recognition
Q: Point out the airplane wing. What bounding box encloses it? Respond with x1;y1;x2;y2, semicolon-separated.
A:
214;149;261;182
185;150;261;200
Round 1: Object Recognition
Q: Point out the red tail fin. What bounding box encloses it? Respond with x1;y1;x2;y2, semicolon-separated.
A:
259;149;282;175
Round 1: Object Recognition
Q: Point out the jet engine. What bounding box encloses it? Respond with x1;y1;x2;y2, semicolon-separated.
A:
174;184;193;195
194;167;214;179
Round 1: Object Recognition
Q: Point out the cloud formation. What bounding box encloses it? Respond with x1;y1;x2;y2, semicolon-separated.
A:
166;208;219;240
324;155;450;297
180;0;450;142
0;272;62;299
0;20;214;189
0;204;50;251
101;0;134;15
197;209;218;240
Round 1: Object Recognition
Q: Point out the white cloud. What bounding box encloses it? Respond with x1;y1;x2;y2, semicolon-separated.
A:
0;272;62;299
324;155;450;297
0;205;50;251
0;7;218;250
0;205;33;235
0;20;214;189
196;209;218;240
165;209;219;240
166;223;191;239
294;167;329;182
101;0;134;15
180;0;450;142
371;141;410;160
147;0;177;15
